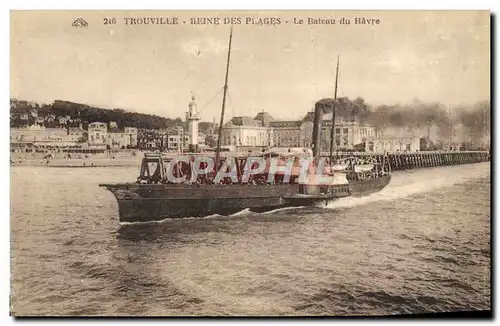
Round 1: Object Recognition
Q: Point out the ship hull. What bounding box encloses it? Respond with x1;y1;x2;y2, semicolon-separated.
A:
115;196;290;222
100;183;301;223
349;174;392;197
100;175;391;223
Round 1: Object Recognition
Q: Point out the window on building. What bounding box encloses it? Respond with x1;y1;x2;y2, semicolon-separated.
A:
368;141;374;151
343;128;349;134
336;128;340;134
336;139;340;146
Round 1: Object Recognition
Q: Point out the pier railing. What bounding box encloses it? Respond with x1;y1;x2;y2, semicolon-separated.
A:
149;150;490;172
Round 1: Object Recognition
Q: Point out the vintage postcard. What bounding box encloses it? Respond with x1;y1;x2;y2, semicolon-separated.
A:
10;10;490;317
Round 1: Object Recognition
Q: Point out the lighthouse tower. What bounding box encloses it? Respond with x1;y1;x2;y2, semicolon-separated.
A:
186;94;200;153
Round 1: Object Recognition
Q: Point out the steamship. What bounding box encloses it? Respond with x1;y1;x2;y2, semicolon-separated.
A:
99;27;391;223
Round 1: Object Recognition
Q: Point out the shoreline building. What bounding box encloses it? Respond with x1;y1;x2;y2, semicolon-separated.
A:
220;110;378;151
166;126;186;151
137;129;164;150
269;111;377;152
107;125;138;149
87;122;108;150
270;120;314;148
364;136;421;152
135;125;206;152
304;112;376;152
221;116;273;148
442;141;461;152
166;130;206;152
10;125;88;152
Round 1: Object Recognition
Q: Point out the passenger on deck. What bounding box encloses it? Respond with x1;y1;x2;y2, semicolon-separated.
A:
290;167;300;184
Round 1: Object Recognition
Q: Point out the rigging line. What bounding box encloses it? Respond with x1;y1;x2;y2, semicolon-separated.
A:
198;87;224;114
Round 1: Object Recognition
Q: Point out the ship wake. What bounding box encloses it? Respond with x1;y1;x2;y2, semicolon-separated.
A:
261;206;306;215
321;163;490;210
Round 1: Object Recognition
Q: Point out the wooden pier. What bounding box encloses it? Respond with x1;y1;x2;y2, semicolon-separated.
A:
321;151;490;172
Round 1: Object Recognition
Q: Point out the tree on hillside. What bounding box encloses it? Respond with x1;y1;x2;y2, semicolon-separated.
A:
10;99;185;130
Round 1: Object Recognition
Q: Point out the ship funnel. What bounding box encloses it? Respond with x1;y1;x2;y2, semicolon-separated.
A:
311;104;323;163
312;98;336;163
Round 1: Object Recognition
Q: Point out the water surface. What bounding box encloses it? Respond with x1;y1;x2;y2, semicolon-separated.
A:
11;163;491;316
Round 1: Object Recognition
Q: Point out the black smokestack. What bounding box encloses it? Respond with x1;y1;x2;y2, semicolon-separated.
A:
312;98;336;162
312;104;323;162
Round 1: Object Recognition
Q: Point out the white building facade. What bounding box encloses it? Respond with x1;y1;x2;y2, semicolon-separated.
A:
221;116;273;147
166;126;206;151
270;120;314;148
107;127;138;149
87;122;108;149
10;125;87;151
365;136;421;153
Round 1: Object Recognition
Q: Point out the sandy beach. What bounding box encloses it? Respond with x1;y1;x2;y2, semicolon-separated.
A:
10;151;143;168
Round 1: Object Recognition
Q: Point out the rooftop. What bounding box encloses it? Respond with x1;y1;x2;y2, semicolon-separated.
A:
225;116;263;127
269;120;303;128
253;111;275;127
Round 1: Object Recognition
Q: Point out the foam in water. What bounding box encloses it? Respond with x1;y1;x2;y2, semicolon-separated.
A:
229;208;252;217
119;217;173;226
261;206;306;215
322;163;490;210
118;213;225;225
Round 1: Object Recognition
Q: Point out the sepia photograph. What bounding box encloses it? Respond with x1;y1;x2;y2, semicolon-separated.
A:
9;10;491;317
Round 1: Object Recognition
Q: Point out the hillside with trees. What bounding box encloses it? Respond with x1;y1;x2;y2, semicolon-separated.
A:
10;99;185;130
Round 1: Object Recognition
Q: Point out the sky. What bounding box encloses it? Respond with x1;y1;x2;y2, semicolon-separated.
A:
11;10;490;121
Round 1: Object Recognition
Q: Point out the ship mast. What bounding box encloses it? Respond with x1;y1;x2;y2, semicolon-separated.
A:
215;25;233;171
329;55;340;164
